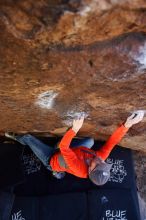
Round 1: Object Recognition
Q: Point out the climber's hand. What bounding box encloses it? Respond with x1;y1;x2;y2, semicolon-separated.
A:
124;111;144;128
72;114;85;133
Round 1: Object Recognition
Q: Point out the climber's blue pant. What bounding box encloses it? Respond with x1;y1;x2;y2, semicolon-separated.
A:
16;135;94;168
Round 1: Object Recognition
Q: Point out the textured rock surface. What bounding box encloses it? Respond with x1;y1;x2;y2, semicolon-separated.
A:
0;0;146;151
133;151;146;209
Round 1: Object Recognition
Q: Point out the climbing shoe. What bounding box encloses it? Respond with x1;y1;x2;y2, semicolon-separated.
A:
52;171;66;179
5;132;17;141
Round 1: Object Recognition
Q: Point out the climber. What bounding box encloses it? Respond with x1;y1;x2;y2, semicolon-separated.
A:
5;111;144;185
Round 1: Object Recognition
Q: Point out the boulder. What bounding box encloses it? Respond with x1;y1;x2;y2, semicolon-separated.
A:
0;0;146;151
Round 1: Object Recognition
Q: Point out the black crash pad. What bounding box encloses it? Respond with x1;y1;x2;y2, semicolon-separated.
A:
0;140;140;220
88;189;141;220
0;191;15;220
11;189;141;220
0;144;24;189
14;144;136;196
11;192;88;220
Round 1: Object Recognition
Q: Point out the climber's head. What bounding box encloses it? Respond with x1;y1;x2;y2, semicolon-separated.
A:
88;157;112;186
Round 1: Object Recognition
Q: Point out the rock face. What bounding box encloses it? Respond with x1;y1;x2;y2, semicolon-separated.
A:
0;0;146;151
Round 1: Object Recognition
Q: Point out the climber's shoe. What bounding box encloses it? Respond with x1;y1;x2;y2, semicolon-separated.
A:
5;132;17;141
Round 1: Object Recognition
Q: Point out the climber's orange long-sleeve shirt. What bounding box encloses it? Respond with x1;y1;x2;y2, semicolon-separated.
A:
50;124;129;178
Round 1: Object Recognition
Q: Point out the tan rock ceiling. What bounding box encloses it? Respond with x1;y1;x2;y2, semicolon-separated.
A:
0;0;146;151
